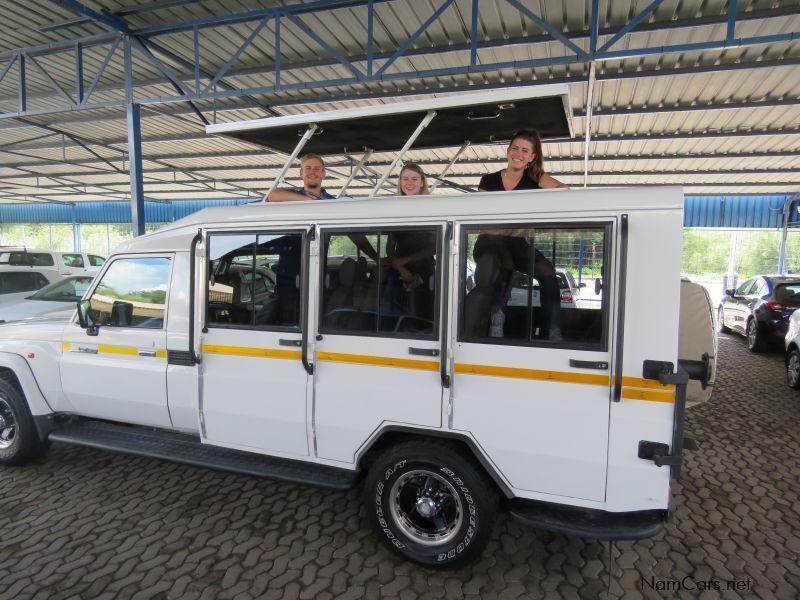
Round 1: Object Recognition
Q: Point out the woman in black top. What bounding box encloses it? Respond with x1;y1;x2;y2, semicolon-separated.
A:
478;129;567;191
475;130;566;340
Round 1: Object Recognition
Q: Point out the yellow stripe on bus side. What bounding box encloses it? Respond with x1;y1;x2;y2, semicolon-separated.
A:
620;388;675;403
621;376;675;391
155;349;167;359
455;363;611;386
202;344;301;360
316;351;439;371
62;342;71;351
97;345;139;356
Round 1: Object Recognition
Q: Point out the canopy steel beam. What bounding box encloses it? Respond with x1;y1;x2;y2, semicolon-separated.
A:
5;150;799;172
0;2;794;120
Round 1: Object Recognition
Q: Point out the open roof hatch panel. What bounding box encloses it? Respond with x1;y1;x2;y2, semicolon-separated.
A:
206;84;574;154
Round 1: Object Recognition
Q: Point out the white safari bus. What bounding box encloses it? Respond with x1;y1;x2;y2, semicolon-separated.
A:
0;187;713;567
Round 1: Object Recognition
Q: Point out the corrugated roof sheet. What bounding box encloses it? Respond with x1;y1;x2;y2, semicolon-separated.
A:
0;0;798;207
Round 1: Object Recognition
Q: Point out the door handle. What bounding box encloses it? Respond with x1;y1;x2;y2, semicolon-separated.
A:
279;339;303;347
139;350;157;358
569;359;609;370
409;347;439;357
77;347;98;354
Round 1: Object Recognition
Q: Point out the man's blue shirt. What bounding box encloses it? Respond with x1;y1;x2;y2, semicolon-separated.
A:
288;188;334;199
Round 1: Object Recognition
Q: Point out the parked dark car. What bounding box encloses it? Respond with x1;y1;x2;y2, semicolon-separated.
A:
718;275;800;352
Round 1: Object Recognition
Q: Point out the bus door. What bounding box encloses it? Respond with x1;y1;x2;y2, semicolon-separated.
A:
450;222;613;502
200;230;312;457
312;225;446;463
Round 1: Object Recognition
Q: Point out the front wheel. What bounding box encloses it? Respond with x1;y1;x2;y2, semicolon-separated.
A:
363;441;497;569
746;318;765;352
787;349;800;389
0;379;48;466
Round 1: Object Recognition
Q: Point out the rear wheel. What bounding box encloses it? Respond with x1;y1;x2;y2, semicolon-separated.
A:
0;379;48;466
746;318;765;353
717;306;730;333
363;441;497;569
787;349;800;389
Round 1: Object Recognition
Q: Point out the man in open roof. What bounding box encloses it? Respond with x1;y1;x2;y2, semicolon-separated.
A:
267;153;334;202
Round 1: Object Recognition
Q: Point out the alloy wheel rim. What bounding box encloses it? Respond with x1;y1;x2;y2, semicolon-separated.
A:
747;322;756;347
389;469;463;546
0;398;17;450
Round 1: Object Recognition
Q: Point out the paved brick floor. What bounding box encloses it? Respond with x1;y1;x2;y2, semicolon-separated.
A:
1;333;798;599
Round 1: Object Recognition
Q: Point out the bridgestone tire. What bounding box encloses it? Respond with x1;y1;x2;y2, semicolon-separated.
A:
0;379;48;466
363;441;497;569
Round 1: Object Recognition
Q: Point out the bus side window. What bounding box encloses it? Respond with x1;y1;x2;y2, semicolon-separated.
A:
206;232;302;330
460;224;608;349
320;228;439;338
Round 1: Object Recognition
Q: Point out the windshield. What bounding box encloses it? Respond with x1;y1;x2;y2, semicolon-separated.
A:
28;276;93;301
773;283;800;305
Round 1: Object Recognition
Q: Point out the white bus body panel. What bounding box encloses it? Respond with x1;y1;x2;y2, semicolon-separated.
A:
19;186;685;515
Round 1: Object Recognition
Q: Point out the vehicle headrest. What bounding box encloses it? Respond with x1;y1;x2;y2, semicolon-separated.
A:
355;256;368;281
339;258;357;287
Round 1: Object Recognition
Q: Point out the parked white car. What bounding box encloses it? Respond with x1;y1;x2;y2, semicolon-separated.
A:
0;249;105;276
0;268;63;304
783;307;800;389
0;275;93;324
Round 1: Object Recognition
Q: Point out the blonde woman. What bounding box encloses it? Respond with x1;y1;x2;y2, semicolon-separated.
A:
384;163;435;318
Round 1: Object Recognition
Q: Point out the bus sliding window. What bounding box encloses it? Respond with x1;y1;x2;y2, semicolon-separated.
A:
320;228;439;339
206;232;302;330
459;224;608;349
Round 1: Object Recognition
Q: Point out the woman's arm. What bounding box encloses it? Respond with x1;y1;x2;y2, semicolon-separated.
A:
538;173;569;189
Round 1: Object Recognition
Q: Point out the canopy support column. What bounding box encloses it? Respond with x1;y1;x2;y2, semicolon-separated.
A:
778;194;799;274
263;123;318;201
370;110;436;197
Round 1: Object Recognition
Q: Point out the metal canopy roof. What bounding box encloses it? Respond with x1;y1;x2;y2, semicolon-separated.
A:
0;0;798;206
206;85;573;154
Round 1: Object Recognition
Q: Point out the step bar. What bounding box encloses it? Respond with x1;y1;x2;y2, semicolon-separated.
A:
49;420;358;491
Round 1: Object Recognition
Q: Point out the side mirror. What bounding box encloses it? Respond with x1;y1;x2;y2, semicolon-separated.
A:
77;299;99;336
594;278;603;295
725;288;736;297
578;282;587;288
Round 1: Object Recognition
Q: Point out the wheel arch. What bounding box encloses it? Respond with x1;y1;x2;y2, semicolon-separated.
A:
355;426;514;499
0;353;55;441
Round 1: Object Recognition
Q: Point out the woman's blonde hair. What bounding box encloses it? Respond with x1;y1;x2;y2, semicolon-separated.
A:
510;129;545;183
396;162;429;195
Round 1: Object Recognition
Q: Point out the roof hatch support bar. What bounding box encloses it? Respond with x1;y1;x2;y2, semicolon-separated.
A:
337;149;374;198
369;110;436;197
263;123;318;201
429;141;470;192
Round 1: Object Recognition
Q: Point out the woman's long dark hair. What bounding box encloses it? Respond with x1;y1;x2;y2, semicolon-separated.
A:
510;129;544;183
